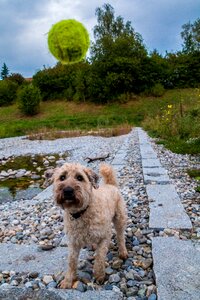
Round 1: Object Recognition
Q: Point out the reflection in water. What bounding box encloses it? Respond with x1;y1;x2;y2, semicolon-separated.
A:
0;186;42;204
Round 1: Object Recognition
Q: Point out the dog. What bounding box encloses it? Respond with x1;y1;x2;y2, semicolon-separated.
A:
45;162;128;289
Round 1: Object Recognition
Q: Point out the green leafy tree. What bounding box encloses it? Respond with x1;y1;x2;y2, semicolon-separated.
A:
181;18;200;53
0;80;17;106
18;84;41;115
89;3;147;101
7;73;25;86
1;63;9;79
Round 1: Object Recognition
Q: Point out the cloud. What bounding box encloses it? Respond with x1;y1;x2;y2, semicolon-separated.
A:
0;0;199;77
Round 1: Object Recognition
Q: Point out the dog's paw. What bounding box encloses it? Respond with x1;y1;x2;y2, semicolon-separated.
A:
59;278;73;289
94;273;105;284
119;249;128;260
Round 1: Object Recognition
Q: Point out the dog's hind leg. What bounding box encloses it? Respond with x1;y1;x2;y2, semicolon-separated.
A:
113;196;128;260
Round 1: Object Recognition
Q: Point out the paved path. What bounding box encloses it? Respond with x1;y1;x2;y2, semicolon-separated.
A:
137;128;192;230
137;128;200;300
152;237;200;300
0;128;199;300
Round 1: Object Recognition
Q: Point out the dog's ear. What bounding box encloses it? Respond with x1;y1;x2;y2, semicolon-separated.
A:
43;168;57;188
84;168;99;189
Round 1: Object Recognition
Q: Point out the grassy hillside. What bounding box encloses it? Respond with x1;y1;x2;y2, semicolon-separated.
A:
0;88;199;154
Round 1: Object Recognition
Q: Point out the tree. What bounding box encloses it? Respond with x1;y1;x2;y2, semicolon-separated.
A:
1;63;9;79
7;73;25;85
89;3;147;101
91;3;146;62
181;18;200;53
18;84;41;115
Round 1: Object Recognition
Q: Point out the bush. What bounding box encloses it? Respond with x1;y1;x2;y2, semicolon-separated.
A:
0;80;18;106
7;73;25;86
18;84;41;115
150;83;165;97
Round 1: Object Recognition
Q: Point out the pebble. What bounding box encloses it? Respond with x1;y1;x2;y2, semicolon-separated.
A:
109;273;121;283
42;275;54;285
0;129;199;298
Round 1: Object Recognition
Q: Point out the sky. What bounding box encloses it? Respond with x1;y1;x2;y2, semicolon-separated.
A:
0;0;199;78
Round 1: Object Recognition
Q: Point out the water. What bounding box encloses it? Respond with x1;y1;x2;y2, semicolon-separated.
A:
0;153;67;203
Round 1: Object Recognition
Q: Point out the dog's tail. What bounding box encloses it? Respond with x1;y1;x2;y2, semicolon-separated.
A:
100;163;118;186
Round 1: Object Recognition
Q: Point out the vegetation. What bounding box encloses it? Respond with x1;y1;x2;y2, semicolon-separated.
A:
0;63;9;79
0;88;199;154
17;84;41;116
0;80;18;106
0;4;199;156
187;169;200;193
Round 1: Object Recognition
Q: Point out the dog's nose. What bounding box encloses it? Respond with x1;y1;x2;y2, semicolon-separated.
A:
63;187;74;199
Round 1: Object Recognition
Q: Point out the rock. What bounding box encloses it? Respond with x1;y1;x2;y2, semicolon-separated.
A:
109;273;121;283
112;259;123;269
126;287;138;297
42;275;54;285
75;281;86;292
29;272;39;279
148;294;157;300
105;267;114;275
25;282;33;289
47;281;57;288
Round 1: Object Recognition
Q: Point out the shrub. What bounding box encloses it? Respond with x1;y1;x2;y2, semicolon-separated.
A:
7;73;25;86
150;83;165;97
18;84;41;115
0;80;18;106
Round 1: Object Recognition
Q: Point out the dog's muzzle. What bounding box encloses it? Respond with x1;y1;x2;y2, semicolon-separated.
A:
63;186;75;202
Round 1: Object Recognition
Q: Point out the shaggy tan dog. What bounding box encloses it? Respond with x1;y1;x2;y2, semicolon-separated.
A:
46;162;128;289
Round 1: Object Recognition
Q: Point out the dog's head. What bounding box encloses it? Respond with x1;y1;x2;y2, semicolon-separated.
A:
44;163;99;211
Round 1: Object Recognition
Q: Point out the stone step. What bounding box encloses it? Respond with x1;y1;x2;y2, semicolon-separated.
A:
152;237;200;300
147;184;192;229
137;128;192;230
0;243;87;275
0;286;123;300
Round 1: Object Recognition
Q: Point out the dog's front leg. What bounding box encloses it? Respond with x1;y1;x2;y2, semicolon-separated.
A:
59;244;80;289
94;239;108;283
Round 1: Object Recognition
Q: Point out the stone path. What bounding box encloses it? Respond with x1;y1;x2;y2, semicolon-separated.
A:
137;128;192;230
0;128;199;300
137;128;200;300
152;237;200;300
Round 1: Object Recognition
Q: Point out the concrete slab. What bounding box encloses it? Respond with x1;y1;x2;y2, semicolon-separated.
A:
147;184;192;229
142;158;162;168
152;237;200;300
0;286;123;300
33;185;53;201
143;167;168;175
140;145;157;159
0;243;87;275
143;173;170;185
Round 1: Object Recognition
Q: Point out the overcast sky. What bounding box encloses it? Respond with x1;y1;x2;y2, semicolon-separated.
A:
0;0;199;78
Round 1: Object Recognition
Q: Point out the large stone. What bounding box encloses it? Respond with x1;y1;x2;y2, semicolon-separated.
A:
0;286;123;300
152;237;200;300
142;158;162;168
147;184;192;229
139;145;157;159
0;243;87;275
32;185;53;201
143;166;169;184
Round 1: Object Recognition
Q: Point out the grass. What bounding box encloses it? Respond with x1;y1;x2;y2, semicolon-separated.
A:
0;88;200;154
187;169;200;193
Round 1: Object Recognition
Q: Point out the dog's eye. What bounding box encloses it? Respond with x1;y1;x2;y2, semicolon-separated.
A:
76;175;84;181
60;175;66;181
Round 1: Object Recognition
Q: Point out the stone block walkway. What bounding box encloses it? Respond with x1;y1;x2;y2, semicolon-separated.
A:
0;128;200;299
137;128;200;300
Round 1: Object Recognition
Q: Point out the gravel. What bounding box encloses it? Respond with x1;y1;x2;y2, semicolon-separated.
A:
0;128;199;299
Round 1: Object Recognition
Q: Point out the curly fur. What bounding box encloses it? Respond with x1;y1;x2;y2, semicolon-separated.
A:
49;162;128;288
